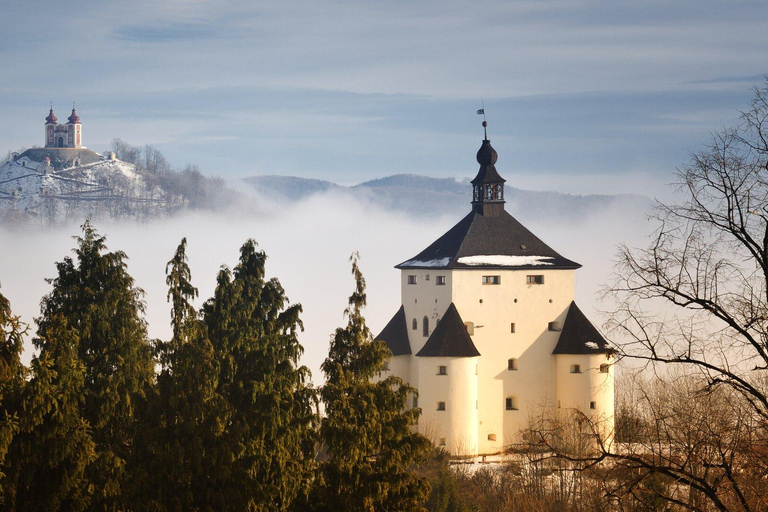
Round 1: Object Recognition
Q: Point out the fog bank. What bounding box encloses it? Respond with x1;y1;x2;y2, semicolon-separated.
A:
0;189;654;385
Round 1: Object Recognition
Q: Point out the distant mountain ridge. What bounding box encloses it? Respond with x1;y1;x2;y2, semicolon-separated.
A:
241;173;651;221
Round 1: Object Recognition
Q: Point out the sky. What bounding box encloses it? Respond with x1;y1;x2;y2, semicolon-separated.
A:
0;0;766;195
1;1;767;380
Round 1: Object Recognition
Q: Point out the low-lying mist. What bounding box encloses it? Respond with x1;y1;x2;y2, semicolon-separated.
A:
0;188;655;385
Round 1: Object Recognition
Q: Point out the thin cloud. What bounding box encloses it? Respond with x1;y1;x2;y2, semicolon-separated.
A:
114;22;222;43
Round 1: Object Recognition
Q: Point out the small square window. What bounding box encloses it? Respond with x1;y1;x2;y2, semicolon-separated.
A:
526;275;544;285
590;401;596;410
465;322;474;335
437;402;446;411
510;322;516;333
505;397;518;410
436;275;446;285
508;358;518;371
600;363;610;373
425;274;430;281
570;364;581;374
437;365;447;375
548;321;562;332
407;275;417;285
482;275;501;285
488;434;497;441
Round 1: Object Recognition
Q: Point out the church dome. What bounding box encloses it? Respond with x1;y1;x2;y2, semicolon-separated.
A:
45;108;58;124
68;108;81;124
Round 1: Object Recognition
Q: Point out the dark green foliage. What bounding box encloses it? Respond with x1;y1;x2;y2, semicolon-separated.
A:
202;239;318;510
129;238;226;511
318;253;431;511
5;314;95;511
35;220;154;508
0;285;27;502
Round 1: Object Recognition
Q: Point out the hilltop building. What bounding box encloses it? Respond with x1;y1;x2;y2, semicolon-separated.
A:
15;107;101;170
45;105;82;149
375;123;614;456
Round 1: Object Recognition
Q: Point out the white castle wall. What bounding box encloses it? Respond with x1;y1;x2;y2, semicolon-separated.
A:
555;353;615;441
451;268;575;454
416;356;478;456
397;267;585;455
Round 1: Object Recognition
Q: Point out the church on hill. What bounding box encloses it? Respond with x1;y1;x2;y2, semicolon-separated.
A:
14;106;102;170
45;105;83;149
375;121;615;456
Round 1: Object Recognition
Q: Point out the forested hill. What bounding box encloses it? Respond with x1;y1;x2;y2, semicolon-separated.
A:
241;173;651;221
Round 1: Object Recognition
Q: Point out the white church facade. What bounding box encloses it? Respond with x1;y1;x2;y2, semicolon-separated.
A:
45;105;83;149
375;124;615;456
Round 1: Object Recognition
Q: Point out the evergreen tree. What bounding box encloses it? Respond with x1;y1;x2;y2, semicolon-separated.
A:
202;239;317;510
318;254;431;511
130;238;225;510
36;220;154;508
5;314;95;511
0;285;26;504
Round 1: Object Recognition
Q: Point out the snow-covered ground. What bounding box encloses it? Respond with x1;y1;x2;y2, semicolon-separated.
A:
0;153;182;224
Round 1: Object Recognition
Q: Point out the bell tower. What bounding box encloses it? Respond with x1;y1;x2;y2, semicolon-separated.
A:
44;106;57;148
470;120;506;217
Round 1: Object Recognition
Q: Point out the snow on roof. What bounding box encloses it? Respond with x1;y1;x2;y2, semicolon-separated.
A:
456;255;556;267
584;341;600;349
399;257;451;268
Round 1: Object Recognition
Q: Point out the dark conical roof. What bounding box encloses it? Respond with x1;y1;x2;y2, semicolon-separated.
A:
397;209;580;270
416;303;480;358
45;108;58;124
553;301;612;355
374;305;411;356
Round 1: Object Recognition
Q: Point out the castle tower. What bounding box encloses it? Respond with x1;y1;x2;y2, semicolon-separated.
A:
375;121;614;456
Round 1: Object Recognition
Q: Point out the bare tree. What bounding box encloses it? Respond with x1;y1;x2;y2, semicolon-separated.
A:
526;80;768;512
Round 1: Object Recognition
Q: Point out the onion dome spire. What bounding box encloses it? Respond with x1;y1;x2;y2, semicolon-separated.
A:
470;118;505;217
45;104;58;124
67;103;81;124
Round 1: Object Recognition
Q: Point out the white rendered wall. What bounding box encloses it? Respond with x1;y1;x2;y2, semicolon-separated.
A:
452;269;575;454
555;354;615;441
401;270;453;391
417;356;478;456
398;267;578;455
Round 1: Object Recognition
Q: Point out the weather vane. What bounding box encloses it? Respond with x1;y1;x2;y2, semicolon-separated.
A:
477;99;487;140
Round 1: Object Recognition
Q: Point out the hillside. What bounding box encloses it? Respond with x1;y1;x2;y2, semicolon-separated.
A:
242;173;651;221
0;151;185;225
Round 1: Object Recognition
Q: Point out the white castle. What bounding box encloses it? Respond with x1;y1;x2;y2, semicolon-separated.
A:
375;123;615;456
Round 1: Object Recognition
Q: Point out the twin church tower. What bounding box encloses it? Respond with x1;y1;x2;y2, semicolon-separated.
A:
375;122;614;456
